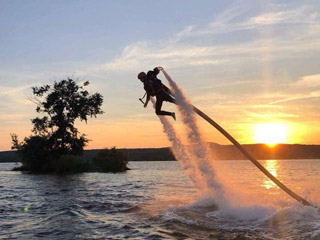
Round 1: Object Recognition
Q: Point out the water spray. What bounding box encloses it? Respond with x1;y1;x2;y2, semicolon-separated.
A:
159;67;315;209
150;97;200;188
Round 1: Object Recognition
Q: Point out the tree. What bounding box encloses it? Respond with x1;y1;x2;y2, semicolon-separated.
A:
12;78;104;172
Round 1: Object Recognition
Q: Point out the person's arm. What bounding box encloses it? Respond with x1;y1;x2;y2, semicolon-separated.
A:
144;93;150;108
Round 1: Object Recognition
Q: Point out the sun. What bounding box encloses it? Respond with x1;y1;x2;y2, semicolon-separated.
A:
254;123;288;147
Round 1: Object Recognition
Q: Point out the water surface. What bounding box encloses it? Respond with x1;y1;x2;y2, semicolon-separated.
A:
1;160;320;239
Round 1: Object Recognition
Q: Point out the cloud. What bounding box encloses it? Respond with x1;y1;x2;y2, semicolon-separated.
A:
292;74;320;88
0;84;35;116
171;4;319;41
249;11;292;25
104;42;230;71
189;59;228;66
311;90;320;97
0;84;34;97
270;74;320;104
246;111;299;119
102;3;320;76
209;3;249;27
170;25;194;43
0;113;30;121
246;7;319;26
270;93;320;104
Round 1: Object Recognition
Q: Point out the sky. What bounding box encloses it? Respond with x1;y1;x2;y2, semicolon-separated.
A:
1;0;320;151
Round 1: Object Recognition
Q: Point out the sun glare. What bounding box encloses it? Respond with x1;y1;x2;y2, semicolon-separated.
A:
254;123;288;147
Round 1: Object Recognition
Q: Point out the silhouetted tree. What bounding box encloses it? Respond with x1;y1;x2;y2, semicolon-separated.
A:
12;78;103;172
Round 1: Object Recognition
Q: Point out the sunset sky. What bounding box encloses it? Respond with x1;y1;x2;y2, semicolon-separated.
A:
1;0;320;151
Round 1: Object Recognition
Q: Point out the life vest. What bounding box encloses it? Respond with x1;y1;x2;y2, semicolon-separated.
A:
144;78;164;96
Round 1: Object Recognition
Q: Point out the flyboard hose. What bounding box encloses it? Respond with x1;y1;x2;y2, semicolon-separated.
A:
159;68;314;208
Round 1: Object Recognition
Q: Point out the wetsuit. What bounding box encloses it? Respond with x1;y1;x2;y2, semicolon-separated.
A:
143;69;176;116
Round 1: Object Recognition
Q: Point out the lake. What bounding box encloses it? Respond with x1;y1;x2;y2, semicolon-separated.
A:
1;160;320;239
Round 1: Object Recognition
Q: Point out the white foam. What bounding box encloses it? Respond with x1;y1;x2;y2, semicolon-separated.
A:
209;205;275;222
160;68;226;206
150;97;199;188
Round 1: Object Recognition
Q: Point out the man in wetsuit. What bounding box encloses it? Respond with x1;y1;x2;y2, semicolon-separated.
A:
137;67;176;120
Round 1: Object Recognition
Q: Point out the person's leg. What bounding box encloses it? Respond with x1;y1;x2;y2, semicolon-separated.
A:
166;94;176;104
160;90;176;104
165;94;176;120
155;96;173;116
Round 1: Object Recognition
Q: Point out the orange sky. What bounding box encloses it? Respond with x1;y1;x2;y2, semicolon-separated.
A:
1;1;320;151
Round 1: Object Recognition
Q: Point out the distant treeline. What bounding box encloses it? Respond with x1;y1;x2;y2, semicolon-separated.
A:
84;148;175;162
0;151;21;162
1;143;320;162
0;148;175;163
209;143;320;160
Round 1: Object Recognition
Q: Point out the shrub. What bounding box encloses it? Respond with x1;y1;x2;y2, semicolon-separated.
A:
11;135;53;172
52;155;90;173
93;147;128;172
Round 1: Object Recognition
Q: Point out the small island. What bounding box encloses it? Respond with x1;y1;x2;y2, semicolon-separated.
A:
11;78;128;173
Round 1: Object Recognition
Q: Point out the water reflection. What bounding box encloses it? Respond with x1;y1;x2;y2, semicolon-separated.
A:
262;160;279;189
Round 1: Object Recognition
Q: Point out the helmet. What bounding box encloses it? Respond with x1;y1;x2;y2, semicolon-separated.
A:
137;72;146;80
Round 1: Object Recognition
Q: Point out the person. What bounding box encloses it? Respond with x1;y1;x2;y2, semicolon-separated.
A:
137;67;176;120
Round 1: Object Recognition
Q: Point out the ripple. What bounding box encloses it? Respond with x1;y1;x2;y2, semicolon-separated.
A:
120;206;141;213
1;161;320;240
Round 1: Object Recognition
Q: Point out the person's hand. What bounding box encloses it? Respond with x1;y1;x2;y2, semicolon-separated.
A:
153;67;160;74
157;66;163;71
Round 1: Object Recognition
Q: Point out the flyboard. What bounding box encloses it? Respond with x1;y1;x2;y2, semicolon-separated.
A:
159;67;314;208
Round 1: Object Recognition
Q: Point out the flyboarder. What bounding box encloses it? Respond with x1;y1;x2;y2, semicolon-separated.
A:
137;67;176;120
